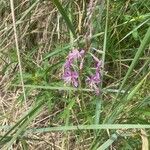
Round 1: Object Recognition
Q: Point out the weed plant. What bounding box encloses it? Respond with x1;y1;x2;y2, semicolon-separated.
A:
0;0;150;149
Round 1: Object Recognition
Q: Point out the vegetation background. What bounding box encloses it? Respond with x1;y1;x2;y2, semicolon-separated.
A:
0;0;150;149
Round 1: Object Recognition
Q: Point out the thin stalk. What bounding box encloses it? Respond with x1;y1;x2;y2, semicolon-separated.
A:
95;0;109;124
10;0;27;107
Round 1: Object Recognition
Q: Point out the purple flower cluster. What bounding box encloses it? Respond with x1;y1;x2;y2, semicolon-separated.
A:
86;56;102;95
62;49;102;95
62;49;85;87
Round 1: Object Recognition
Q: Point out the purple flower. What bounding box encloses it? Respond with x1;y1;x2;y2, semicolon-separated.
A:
64;59;72;69
86;74;100;85
62;49;85;87
86;55;102;95
92;55;102;70
63;70;79;87
68;49;85;61
86;72;101;95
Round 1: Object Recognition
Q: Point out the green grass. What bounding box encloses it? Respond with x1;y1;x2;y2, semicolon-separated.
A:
0;0;150;149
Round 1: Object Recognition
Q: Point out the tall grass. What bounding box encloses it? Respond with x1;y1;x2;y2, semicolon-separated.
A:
0;0;150;149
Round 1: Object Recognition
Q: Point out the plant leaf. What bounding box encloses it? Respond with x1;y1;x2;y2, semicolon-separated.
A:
51;0;77;38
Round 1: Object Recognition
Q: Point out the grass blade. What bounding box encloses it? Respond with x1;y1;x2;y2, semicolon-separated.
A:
26;124;150;133
97;133;118;150
118;18;150;43
0;98;48;148
12;84;93;92
52;0;77;38
10;0;27;106
117;26;150;97
95;0;109;124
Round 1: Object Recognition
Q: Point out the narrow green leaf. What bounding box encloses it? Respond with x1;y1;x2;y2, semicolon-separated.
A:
97;133;118;150
127;72;150;101
118;18;150;43
1;101;45;149
95;0;109;125
51;0;77;38
43;32;104;60
26;124;150;133
117;26;150;97
12;84;93;92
